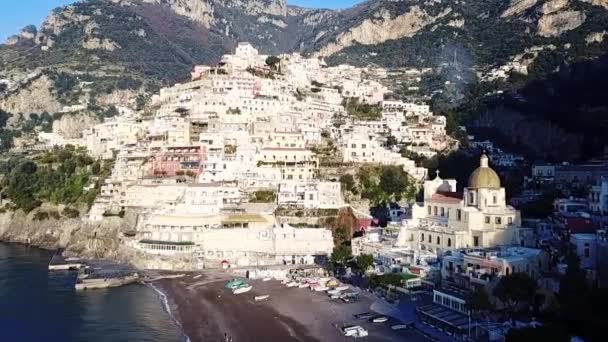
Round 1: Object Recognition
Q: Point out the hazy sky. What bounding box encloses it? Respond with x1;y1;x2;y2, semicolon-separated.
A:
0;0;364;42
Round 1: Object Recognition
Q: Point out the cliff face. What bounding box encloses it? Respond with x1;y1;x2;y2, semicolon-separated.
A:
0;208;194;270
0;75;63;116
52;112;100;139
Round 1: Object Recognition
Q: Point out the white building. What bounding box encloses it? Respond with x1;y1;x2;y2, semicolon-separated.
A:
397;154;526;255
278;181;344;209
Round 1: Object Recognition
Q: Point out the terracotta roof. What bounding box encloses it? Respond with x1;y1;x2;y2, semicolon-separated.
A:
564;217;597;234
430;191;463;203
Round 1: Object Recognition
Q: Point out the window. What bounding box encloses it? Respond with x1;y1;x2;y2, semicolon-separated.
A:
428;235;431;243
440;207;445;217
584;248;590;258
447;238;452;247
434;206;438;216
351;144;356;148
493;195;497;204
428;206;432;215
495;217;502;224
474;236;479;247
469;191;475;204
485;216;490;224
457;209;462;221
436;236;441;245
421;233;424;242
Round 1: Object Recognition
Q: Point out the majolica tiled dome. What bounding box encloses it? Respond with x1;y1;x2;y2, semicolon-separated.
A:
468;153;501;189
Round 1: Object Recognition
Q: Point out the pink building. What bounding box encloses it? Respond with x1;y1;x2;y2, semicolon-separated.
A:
147;145;206;177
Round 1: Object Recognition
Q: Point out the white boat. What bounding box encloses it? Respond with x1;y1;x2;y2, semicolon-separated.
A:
391;324;410;330
254;295;270;302
342;326;368;338
327;289;341;295
232;285;253;294
372;316;389;323
330;294;341;299
281;279;289;284
193;275;202;279
335;285;349;291
298;283;310;288
262;277;272;282
286;281;298;288
313;286;329;292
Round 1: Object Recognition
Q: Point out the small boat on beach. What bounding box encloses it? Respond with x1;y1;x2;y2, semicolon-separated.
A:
335;285;349;291
232;284;253;294
313;285;329;292
286;281;299;288
193;275;202;279
372;316;389;323
326;279;339;288
298;282;310;288
225;279;246;289
262;277;272;282
254;295;270;302
327;289;341;295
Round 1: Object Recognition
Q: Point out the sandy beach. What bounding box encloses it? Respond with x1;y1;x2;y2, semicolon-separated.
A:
156;273;428;342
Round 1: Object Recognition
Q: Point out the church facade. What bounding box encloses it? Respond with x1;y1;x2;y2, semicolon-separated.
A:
397;154;525;254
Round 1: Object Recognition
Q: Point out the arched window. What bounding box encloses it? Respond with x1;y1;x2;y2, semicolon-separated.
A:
493;195;497;204
469;191;475;204
447;238;452;247
428;234;431;243
421;233;424;242
436;236;441;245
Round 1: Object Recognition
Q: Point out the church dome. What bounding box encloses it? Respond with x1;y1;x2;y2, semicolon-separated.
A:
468;153;501;188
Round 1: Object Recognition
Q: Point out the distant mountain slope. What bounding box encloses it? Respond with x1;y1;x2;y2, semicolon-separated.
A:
0;0;607;159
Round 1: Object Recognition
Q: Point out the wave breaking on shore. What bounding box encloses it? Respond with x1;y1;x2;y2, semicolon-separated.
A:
148;282;191;342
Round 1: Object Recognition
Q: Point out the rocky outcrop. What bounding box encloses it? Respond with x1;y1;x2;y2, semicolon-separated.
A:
538;10;586;37
116;0;215;27
0;75;63;115
0;208;198;270
52;111;100;139
501;0;539;18
96;88;140;108
315;6;451;57
257;16;288;28
83;37;121;51
586;31;608;44
582;0;608;9
542;0;569;14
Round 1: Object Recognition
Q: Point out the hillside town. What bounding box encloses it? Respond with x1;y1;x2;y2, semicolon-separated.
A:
4;42;608;341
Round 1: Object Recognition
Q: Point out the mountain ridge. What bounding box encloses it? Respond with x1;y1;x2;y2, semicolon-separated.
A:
0;0;607;157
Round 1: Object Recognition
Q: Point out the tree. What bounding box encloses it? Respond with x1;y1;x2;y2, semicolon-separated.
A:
379;165;416;203
333;224;350;246
505;325;568;342
355;254;374;273
339;174;356;193
331;245;352;265
136;95;147;111
91;161;101;175
493;272;536;318
103;105;119;118
265;56;280;70
466;287;494;317
386;135;398;147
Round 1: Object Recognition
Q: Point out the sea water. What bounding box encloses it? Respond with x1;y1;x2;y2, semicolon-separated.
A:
0;243;185;342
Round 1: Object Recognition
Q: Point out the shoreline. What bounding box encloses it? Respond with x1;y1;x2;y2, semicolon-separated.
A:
148;282;192;342
155;274;428;342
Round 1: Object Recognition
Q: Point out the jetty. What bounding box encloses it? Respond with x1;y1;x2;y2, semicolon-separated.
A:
48;250;83;271
76;273;140;290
